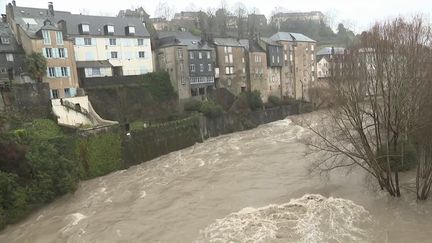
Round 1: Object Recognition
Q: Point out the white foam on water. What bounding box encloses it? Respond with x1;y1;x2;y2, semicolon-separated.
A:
140;191;147;199
70;213;87;226
195;194;374;243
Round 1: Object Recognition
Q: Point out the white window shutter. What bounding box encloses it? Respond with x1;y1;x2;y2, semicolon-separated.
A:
52;48;58;58
55;67;60;77
64;48;68;58
42;48;47;58
67;67;71;77
46;68;49;76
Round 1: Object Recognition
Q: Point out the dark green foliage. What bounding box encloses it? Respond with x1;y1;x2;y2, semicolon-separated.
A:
268;95;281;107
200;101;223;118
76;132;122;179
24;53;47;82
240;91;263;111
141;71;177;102
184;99;203;112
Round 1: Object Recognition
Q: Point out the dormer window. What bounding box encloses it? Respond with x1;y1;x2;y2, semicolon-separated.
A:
104;25;115;35
79;24;90;34
0;37;10;45
126;26;135;36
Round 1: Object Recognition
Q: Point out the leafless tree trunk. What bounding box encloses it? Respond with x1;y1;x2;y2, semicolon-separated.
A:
304;16;432;199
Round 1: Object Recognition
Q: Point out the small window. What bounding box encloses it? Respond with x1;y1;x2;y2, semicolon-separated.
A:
60;67;69;77
42;30;51;45
190;64;195;72
177;49;183;59
92;67;101;76
81;24;90;33
138;51;145;58
227;46;232;53
111;51;118;59
6;54;13;62
242;57;245;63
107;25;115;34
64;88;71;98
1;37;10;44
207;51;211;59
51;89;59;99
137;39;144;46
189;52;194;59
58;48;65;58
48;67;56;77
199;64;204;72
56;31;63;45
208;64;212;71
109;38;116;45
127;26;135;35
198;52;202;59
84;38;92;45
45;48;53;58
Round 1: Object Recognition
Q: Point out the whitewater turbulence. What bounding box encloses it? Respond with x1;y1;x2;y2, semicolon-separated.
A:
196;194;373;243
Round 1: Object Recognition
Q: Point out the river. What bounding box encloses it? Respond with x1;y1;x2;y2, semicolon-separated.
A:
1;113;432;242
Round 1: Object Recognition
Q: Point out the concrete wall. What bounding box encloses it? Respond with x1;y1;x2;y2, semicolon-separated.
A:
74;37;153;75
51;96;93;127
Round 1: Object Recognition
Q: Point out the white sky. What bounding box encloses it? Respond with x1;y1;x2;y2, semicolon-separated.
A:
1;0;431;33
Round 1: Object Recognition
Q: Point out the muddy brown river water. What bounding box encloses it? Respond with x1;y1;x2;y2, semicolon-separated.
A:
1;114;432;242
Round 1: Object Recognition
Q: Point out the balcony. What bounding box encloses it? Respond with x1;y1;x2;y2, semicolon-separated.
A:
190;76;215;85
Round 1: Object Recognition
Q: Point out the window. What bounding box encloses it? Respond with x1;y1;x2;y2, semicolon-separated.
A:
109;38;116;45
137;39;144;46
284;54;288;61
242;57;245;63
45;48;53;58
64;88;71;98
138;51;145;58
51;89;59;99
111;51;118;59
84;38;92;45
6;54;13;62
207;51;211;59
229;54;233;63
92;67;101;76
277;56;280;63
177;49;183;59
60;67;69;77
1;37;10;44
42;30;51;45
225;66;234;75
198;52;202;59
58;48;66;58
190;64;195;72
200;64;204;72
56;31;63;45
208;64;212;71
311;54;314;61
272;56;275;63
242;67;246;74
228;46;232;53
107;25;115;34
311;45;314;51
189;52;194;59
81;24;90;33
128;26;135;34
47;67;55;77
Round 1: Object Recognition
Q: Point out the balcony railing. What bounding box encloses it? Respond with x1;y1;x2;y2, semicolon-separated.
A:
190;76;215;85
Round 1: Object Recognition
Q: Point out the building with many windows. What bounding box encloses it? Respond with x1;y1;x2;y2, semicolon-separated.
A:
154;31;215;100
6;2;79;98
0;18;26;83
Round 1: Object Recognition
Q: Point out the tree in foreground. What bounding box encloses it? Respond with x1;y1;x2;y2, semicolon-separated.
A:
304;16;432;200
25;53;47;82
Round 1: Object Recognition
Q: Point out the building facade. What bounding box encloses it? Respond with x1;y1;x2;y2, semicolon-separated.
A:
7;2;80;99
0;19;26;83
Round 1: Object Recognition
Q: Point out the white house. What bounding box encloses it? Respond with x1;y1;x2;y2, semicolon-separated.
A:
317;56;330;79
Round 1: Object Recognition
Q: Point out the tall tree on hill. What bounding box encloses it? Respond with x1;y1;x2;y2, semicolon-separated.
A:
25;53;47;83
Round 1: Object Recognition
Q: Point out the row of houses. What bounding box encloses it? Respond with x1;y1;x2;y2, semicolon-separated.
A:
2;1;321;106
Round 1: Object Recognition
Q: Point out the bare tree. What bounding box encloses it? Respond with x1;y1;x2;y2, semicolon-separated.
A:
304;16;432;199
232;2;247;38
154;1;173;20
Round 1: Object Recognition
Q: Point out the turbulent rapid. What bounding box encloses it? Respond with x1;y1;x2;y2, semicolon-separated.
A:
1;114;432;242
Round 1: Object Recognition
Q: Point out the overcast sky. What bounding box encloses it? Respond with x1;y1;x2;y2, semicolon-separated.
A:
1;0;431;32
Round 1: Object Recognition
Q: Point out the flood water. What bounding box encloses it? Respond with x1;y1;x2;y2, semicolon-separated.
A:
1;113;432;242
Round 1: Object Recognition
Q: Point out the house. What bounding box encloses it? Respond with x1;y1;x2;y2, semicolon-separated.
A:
316;47;345;79
154;31;215;100
259;37;283;99
0;18;26;83
239;38;271;101
269;32;317;101
56;12;153;81
213;38;247;96
6;2;79;99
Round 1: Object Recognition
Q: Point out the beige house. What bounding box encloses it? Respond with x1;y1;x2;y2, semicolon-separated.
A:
213;38;247;96
7;2;79;99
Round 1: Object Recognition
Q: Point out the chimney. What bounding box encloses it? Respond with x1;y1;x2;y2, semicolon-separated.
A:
48;2;54;17
12;0;16;6
1;14;6;23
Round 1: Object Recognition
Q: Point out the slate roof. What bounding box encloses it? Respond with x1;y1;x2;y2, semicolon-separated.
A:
156;31;212;50
11;5;150;38
239;39;265;52
317;47;345;56
0;22;24;53
76;60;113;68
270;32;316;43
213;38;243;47
260;37;282;46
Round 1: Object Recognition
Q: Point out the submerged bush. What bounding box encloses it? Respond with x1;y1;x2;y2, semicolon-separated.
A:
200;101;223;118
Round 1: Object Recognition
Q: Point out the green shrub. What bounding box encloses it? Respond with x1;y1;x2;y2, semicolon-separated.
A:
25;119;62;140
200;101;223;118
141;71;177;102
268;95;282;106
184;99;203;112
239;91;263;111
76;131;122;179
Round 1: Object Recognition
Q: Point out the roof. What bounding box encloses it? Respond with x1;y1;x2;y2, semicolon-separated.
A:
239;39;265;52
317;47;345;56
156;31;212;50
76;60;113;68
260;37;281;46
270;32;316;43
0;21;23;53
11;5;150;38
213;38;243;47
